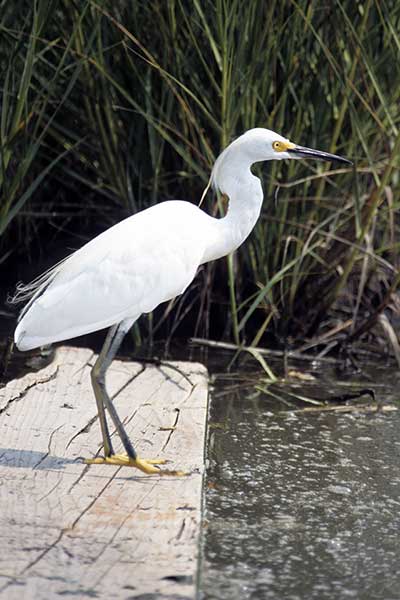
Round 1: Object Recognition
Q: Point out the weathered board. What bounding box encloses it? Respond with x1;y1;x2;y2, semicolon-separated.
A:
0;346;209;599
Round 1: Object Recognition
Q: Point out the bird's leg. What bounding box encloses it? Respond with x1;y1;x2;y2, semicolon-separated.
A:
90;323;121;457
91;322;136;459
88;318;140;462
86;318;185;475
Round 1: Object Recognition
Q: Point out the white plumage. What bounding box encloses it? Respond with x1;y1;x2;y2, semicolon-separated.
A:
13;128;351;474
15;201;211;350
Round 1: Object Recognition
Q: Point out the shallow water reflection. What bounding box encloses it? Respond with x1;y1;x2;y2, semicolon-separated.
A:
202;372;400;600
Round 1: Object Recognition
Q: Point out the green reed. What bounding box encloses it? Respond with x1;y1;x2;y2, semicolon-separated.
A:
2;0;399;351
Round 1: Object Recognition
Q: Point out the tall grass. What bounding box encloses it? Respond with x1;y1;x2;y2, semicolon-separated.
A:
0;1;87;260
2;1;400;355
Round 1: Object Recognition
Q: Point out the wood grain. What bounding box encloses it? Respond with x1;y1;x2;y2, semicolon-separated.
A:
0;346;208;599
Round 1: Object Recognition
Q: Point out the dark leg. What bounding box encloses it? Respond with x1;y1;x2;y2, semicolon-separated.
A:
86;318;184;475
89;318;137;457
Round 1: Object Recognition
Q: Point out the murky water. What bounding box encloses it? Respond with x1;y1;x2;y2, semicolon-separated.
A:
201;367;400;600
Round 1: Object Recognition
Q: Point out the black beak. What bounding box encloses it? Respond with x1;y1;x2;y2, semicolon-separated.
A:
287;145;352;165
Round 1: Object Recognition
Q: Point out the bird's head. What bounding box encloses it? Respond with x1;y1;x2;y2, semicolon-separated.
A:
231;127;352;165
210;127;351;193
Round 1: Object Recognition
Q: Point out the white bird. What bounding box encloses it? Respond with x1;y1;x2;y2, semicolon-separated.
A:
14;128;351;474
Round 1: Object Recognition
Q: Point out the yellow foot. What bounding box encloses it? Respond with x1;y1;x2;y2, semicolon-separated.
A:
84;454;188;476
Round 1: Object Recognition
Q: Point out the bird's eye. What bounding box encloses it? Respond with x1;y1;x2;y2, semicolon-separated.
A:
273;141;285;152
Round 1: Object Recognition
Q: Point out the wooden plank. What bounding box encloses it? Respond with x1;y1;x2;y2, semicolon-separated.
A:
0;346;208;599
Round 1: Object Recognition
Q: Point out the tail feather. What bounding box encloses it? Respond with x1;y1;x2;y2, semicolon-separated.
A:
10;254;72;322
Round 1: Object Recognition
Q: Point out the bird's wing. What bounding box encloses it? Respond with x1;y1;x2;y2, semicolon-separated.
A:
15;201;209;349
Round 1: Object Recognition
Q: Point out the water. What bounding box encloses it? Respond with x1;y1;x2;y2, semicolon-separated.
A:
201;366;400;600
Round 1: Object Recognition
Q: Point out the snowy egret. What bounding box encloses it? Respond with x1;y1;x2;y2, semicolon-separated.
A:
14;128;351;474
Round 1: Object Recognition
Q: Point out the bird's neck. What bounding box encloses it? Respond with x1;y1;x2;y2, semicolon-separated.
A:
202;163;264;263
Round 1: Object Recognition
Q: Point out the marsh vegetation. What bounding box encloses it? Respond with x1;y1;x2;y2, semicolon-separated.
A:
1;1;399;362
